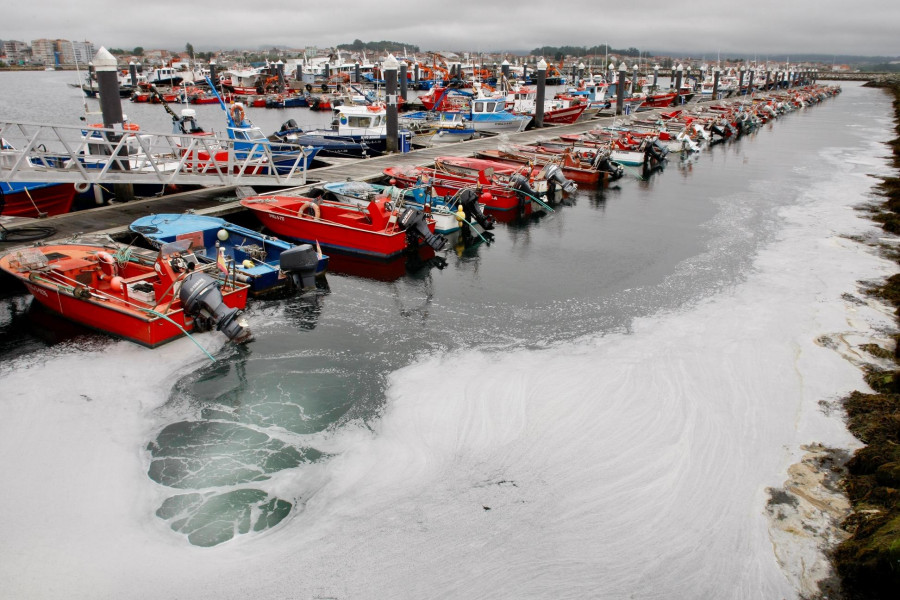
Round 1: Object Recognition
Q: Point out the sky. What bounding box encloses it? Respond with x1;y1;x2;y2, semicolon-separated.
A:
4;0;899;59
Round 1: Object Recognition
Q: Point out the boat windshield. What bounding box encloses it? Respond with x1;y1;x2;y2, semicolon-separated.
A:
160;239;193;257
233;127;267;141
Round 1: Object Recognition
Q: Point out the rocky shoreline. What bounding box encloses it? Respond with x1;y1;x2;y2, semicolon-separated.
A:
830;76;900;599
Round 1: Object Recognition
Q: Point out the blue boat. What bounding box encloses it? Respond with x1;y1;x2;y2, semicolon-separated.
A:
270;118;373;158
206;78;322;174
298;104;412;156
130;213;328;295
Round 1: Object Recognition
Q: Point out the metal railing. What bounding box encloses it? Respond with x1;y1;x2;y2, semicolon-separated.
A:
0;120;311;186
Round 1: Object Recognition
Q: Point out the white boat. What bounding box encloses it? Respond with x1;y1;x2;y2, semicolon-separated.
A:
465;97;531;132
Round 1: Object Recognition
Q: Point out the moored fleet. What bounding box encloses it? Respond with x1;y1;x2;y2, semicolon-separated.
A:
0;50;841;354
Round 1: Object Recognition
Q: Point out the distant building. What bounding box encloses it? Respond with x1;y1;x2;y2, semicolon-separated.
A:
2;40;30;63
832;64;852;72
72;41;95;65
56;39;75;65
31;38;56;65
143;49;171;65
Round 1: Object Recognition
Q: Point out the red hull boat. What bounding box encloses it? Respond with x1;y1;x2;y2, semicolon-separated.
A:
0;242;251;348
385;156;554;213
0;182;76;217
540;102;588;124
473;148;600;185
241;195;444;259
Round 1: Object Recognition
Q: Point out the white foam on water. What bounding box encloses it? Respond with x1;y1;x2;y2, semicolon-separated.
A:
1;89;896;599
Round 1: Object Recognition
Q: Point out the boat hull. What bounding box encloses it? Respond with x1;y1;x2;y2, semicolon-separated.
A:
242;197;429;259
1;182;76;217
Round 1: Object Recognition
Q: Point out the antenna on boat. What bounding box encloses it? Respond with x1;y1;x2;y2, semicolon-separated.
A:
72;48;100;116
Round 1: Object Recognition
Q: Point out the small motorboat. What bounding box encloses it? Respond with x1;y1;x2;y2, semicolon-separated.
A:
130;213;329;295
0;240;251;348
240;194;446;259
385;156;565;214
319;181;495;235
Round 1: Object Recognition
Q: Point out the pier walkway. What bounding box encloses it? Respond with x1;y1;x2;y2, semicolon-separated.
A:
0;110;633;250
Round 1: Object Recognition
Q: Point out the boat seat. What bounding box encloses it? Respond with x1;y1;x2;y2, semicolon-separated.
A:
120;272;158;285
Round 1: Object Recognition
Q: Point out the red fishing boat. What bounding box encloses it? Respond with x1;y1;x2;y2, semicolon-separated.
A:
474;147;601;185
0;182;76;217
0;241;251;348
384;156;565;213
632;91;678;108
240;195;446;259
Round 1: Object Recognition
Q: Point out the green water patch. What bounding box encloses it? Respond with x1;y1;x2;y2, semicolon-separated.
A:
156;489;292;547
172;350;364;435
147;420;322;488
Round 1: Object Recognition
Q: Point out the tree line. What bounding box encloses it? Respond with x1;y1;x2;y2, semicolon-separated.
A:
531;45;642;61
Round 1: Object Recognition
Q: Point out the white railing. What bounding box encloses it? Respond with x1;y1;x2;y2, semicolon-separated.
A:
0;120;311;186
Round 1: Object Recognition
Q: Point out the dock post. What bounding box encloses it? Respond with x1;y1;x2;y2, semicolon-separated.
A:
93;47;133;202
631;64;639;94
399;62;408;102
522;62;528;83
276;60;285;93
383;54;399;153
501;59;510;81
712;67;721;100
764;71;770;91
535;58;547;128
413;62;419;88
578;61;585;84
747;68;754;96
615;62;626;115
128;61;137;88
652;64;659;90
209;61;217;87
674;63;683;95
738;66;745;94
354;61;360;84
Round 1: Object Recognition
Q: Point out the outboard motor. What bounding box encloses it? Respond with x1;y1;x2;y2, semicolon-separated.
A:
509;173;538;210
279;244;319;290
456;188;495;230
543;164;577;195
279;119;300;133
179;272;251;343
646;140;668;163
397;207;447;251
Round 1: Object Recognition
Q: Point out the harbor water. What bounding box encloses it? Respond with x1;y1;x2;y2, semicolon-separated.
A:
0;74;897;598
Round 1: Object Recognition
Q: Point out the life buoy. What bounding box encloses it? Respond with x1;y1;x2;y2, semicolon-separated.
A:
123;123;140;131
74;182;91;193
231;104;245;125
299;201;320;220
97;251;118;279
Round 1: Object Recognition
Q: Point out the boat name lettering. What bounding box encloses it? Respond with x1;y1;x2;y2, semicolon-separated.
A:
268;214;285;221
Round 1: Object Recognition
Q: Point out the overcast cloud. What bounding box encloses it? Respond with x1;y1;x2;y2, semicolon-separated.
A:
5;0;898;58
